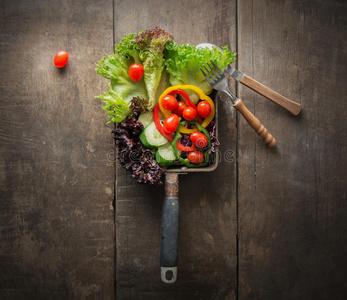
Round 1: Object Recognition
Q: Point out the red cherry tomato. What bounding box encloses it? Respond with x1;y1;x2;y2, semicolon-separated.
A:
54;50;69;68
197;101;212;118
129;63;144;82
172;101;187;117
162;95;178;111
190;132;208;148
187;150;204;164
182;107;197;121
163;114;179;133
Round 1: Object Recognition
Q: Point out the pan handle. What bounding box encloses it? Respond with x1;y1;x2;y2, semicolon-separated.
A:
160;172;179;283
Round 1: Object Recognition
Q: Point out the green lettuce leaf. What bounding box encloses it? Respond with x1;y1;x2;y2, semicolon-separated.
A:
136;28;173;110
97;85;132;123
164;41;237;103
96;33;148;123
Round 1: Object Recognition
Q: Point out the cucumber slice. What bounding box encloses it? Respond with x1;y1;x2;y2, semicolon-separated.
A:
138;111;153;128
140;122;168;148
156;142;180;166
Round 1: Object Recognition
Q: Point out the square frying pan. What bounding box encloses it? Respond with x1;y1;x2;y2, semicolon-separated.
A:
160;95;219;283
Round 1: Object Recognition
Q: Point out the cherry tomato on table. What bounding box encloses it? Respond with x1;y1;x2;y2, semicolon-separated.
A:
54;50;69;68
163;114;179;133
187;150;204;164
162;95;178;111
182;107;197;121
197;101;212;118
129;63;144;82
190;132;208;148
172;101;186;117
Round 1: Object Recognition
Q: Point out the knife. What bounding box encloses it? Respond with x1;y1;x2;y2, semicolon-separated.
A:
224;64;301;115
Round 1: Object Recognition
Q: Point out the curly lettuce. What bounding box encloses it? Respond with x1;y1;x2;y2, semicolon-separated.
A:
136;27;173;110
96;28;173;122
97;85;132;123
164;41;237;103
96;33;148;123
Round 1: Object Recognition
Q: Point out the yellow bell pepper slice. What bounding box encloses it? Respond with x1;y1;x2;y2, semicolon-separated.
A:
158;85;215;134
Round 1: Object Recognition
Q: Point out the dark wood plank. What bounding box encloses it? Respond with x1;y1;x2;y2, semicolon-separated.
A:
238;0;347;299
114;0;237;298
0;1;115;299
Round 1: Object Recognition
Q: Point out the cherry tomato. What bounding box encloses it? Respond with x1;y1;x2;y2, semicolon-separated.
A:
182;107;197;121
163;114;179;133
129;63;144;82
54;50;69;68
172;101;187;117
190;132;208;148
197;101;212;118
187;150;204;164
162;95;178;111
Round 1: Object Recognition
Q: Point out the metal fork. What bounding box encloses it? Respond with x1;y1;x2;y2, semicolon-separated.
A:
201;61;276;147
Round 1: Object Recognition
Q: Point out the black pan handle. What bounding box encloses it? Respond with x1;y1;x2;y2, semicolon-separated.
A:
160;172;179;283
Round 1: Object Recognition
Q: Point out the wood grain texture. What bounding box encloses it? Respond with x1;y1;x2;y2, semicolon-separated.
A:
240;74;301;115
0;1;115;299
238;0;347;299
114;0;237;298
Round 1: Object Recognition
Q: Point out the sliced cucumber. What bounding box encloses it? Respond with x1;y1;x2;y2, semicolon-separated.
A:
140;121;168;148
156;142;180;166
138;111;153;128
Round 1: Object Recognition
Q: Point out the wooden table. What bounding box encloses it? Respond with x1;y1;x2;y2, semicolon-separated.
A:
1;0;346;299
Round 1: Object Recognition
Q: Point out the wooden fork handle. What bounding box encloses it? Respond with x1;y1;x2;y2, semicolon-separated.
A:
241;74;301;116
233;99;276;147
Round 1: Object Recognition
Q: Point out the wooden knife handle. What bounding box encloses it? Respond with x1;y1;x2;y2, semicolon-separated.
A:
241;74;301;115
234;99;276;147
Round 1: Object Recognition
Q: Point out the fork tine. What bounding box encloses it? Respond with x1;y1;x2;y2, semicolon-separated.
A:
200;67;214;85
206;62;221;80
209;60;223;76
203;65;218;82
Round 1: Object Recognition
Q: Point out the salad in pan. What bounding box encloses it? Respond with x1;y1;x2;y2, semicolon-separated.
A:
96;27;236;185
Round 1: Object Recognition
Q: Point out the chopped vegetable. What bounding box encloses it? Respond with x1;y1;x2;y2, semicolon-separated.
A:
158;85;215;131
95;27;236;183
172;121;211;168
140;122;169;148
206;120;220;154
158;85;215;137
167;89;196;109
138;111;153;128
164;41;236;103
156;143;178;166
153;104;174;141
153;104;197;152
176;142;196;152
